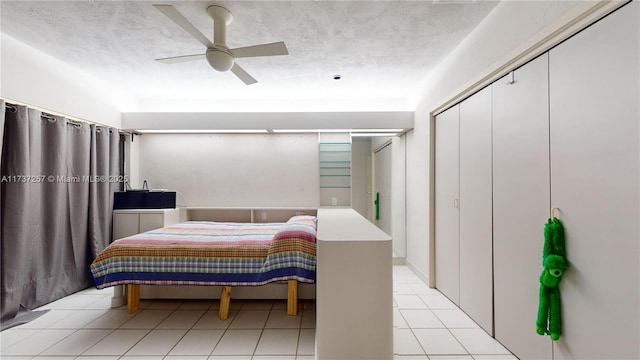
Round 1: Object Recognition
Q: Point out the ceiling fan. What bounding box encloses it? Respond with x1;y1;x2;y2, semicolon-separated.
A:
153;4;289;85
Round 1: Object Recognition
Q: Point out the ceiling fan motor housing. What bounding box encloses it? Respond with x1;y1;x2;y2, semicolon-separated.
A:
206;5;234;72
206;48;234;72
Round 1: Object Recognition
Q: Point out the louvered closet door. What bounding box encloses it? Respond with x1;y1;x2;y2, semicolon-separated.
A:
549;2;639;359
492;54;552;360
458;86;493;334
434;105;460;305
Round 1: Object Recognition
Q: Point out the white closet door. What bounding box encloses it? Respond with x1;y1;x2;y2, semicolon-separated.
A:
434;105;460;304
459;86;493;334
549;3;639;359
492;54;552;360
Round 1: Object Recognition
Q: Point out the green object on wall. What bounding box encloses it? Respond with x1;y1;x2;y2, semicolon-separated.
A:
536;216;567;341
375;192;380;220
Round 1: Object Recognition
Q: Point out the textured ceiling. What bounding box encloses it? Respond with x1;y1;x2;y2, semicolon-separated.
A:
0;1;498;111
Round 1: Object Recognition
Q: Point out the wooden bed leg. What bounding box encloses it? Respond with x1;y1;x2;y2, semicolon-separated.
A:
219;286;232;321
287;280;298;316
127;284;140;313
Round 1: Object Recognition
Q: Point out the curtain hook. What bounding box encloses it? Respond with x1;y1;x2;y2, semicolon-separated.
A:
42;114;56;123
551;207;559;218
506;71;516;85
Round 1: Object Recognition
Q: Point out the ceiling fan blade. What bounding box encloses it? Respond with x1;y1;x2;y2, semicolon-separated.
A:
153;4;214;49
230;63;257;85
156;54;205;64
231;42;288;58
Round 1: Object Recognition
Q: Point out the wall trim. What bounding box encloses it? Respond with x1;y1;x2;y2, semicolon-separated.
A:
431;0;628;117
122;111;414;131
1;96;108;127
373;138;392;153
428;112;436;288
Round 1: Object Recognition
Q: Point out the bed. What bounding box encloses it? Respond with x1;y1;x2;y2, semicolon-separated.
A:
90;215;317;319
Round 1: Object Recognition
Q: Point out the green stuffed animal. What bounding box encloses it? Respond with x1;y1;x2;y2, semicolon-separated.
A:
536;217;567;341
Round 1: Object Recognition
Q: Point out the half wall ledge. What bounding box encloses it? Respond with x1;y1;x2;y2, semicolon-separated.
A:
316;207;393;360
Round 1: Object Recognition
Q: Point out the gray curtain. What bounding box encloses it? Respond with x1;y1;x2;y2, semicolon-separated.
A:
0;101;5;322
88;124;120;258
1;103;119;321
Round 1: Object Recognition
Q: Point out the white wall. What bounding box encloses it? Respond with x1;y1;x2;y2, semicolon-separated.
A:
136;133;320;207
125;133;141;190
391;136;406;258
0;34;136;128
351;138;372;218
404;0;601;282
369;135;407;257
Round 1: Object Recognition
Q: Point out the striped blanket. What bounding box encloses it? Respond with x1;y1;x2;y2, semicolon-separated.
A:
90;215;317;288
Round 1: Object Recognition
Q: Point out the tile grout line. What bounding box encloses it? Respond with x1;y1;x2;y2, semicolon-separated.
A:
398;292;429;357
253;304;270;357
162;307;208;357
12;293;114;357
205;305;230;359
295;306;306;357
119;301;177;358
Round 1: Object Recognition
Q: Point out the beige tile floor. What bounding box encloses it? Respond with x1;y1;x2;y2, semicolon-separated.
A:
0;266;515;359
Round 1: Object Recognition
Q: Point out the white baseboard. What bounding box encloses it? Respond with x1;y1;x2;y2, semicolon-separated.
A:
404;258;429;286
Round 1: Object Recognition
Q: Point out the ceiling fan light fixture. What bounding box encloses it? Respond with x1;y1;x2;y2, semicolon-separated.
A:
206;48;234;72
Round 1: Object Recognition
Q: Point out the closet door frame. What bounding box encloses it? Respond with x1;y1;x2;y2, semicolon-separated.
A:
434;105;461;304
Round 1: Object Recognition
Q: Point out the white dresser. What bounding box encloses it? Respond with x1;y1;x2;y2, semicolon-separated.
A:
112;208;180;241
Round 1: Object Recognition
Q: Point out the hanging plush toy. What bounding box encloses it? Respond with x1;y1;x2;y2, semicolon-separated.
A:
536;216;567;341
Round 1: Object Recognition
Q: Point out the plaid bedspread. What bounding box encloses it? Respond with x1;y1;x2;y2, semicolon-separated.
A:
90;215;317;288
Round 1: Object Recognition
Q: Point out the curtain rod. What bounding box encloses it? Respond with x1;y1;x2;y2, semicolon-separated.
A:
0;97;110;127
0;97;133;136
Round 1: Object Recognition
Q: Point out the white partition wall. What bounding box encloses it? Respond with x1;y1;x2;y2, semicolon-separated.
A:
315;207;393;360
492;54;552;360
458;86;493;334
434;105;460;305
549;3;639;358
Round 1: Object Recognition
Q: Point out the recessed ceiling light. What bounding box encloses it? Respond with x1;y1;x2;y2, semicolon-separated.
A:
332;74;342;80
